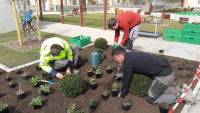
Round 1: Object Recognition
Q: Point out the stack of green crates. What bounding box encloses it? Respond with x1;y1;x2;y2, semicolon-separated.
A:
163;24;200;45
70;35;91;47
163;28;182;42
181;24;200;44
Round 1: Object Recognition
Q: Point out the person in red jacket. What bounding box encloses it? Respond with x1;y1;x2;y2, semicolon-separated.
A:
108;12;141;50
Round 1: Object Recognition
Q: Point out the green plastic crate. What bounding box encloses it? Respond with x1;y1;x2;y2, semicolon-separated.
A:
181;35;200;45
182;30;200;37
69;35;91;47
163;28;182;42
184;24;200;31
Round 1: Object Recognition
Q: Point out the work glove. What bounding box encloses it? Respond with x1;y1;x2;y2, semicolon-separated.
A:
112;42;120;49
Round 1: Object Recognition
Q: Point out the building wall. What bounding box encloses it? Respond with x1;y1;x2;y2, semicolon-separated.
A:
184;0;200;8
0;0;16;33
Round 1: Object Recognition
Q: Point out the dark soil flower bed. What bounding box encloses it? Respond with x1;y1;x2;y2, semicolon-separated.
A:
0;46;199;113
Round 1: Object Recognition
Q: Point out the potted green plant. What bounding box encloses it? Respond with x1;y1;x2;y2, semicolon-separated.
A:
101;89;110;100
122;101;132;111
88;98;97;110
31;76;41;87
87;67;94;77
16;79;25;99
29;96;43;109
95;68;102;79
8;80;18;88
106;65;113;74
111;82;120;97
39;85;51;96
0;102;8;113
89;79;98;90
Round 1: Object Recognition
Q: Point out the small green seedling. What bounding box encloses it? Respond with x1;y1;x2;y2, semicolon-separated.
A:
89;98;97;110
31;76;41;87
111;82;120;89
8;80;18;88
101;89;110;100
29;96;43;109
39;85;51;96
66;103;82;113
0;102;8;113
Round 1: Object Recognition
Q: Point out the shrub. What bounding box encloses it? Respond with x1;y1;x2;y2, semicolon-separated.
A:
39;85;51;95
129;74;152;97
66;104;83;113
0;102;8;112
29;96;42;107
94;38;108;50
60;75;87;97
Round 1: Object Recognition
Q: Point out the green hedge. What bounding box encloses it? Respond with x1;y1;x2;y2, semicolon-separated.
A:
60;75;87;97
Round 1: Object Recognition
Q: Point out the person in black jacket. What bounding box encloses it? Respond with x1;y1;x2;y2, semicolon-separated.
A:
112;47;174;104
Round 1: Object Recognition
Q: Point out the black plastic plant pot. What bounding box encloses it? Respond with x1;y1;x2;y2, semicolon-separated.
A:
89;104;97;110
159;107;168;113
87;71;94;77
95;73;102;79
111;89;119;97
106;68;113;74
90;84;98;90
159;50;164;54
33;105;42;109
0;107;9;113
159;104;169;113
122;102;132;111
16;91;26;99
33;83;41;88
40;91;50;96
101;94;109;100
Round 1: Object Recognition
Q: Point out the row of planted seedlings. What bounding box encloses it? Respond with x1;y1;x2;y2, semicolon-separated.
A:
1;67;53;112
86;64;132;111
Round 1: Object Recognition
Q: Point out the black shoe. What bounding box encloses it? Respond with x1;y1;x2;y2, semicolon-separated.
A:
145;96;156;104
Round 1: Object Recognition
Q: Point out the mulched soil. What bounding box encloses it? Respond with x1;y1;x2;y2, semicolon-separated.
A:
0;46;199;113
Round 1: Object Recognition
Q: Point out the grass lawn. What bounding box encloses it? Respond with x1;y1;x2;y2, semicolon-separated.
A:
43;13;184;33
0;31;69;67
43;13;115;29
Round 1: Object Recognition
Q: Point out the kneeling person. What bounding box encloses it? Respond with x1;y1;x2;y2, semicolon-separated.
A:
112;47;174;104
39;37;80;79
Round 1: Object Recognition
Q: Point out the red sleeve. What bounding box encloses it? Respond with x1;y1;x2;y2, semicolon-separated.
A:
121;26;129;46
114;29;120;43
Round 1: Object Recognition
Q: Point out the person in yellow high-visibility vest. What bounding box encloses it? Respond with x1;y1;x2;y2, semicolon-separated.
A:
39;37;80;79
